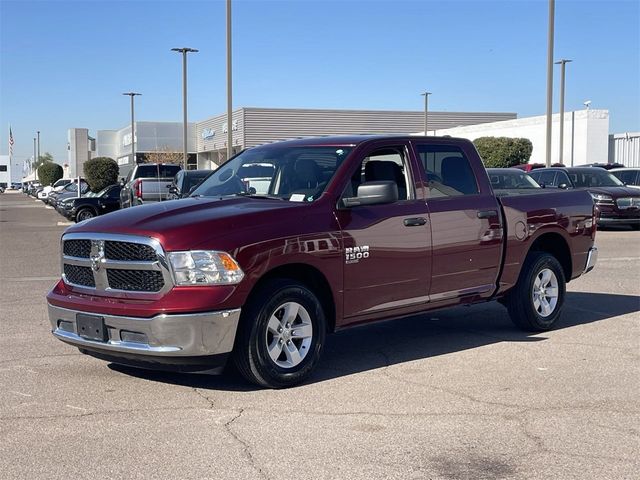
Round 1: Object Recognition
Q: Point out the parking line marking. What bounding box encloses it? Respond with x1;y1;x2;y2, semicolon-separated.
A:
65;405;88;412
7;276;59;282
10;391;32;397
57;221;73;226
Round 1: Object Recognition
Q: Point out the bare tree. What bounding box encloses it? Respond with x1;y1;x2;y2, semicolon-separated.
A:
141;145;184;166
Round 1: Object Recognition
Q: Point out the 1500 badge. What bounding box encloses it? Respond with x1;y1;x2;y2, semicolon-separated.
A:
345;246;370;264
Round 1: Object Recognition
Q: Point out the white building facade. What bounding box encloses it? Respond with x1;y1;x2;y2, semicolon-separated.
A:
419;109;610;166
0;155;11;188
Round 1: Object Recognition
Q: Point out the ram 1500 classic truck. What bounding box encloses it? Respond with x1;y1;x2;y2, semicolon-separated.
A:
47;135;598;388
119;163;182;208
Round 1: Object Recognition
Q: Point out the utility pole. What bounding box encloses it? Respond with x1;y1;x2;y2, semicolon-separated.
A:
33;138;37;180
545;0;555;167
171;47;199;167
421;92;431;136
226;0;233;161
555;59;572;165
122;92;142;165
36;130;40;163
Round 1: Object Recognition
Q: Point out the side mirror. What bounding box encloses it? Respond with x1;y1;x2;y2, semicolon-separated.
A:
119;178;125;186
168;186;179;195
558;183;569;190
342;181;398;208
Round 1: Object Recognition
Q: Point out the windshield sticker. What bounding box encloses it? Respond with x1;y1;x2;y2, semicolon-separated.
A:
290;194;306;202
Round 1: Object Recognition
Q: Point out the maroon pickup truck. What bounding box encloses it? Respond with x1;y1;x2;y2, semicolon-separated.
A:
47;135;598;388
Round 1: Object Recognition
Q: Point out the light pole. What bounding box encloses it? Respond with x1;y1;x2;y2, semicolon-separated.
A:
122;92;142;165
171;47;198;167
421;92;431;136
555;59;572;165
36;130;40;163
545;0;555;167
226;0;233;162
33;138;37;179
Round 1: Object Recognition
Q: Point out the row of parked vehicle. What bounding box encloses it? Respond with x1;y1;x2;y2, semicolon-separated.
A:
22;159;640;229
488;166;640;229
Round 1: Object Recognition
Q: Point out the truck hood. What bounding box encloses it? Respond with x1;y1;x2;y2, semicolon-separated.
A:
68;196;307;250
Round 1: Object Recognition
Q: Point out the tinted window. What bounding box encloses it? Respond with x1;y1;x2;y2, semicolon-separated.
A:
555;171;572;187
135;165;182;178
612;170;639;186
183;172;210;192
415;144;478;197
488;170;540;189
106;186;122;199
531;170;556;186
568;170;623;187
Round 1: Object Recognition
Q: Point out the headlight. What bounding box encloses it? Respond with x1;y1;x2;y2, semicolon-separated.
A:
167;250;244;285
589;193;612;203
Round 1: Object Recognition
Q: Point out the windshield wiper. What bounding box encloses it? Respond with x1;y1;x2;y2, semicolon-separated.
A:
234;192;285;201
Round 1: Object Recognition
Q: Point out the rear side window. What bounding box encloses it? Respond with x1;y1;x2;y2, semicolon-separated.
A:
531;170;556;186
414;144;478;197
136;165;182;178
612;170;639;186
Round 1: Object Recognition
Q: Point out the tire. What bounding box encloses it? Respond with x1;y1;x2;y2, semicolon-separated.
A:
506;251;566;331
630;224;640;231
75;208;96;223
233;279;327;388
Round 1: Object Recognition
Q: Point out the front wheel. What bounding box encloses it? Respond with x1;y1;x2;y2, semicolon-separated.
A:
506;251;566;331
75;208;96;223
233;279;326;388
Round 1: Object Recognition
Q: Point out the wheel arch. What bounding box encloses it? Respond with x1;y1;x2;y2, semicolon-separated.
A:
247;263;337;333
75;205;98;219
527;231;572;281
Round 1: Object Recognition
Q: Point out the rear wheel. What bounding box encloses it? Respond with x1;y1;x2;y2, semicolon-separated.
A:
75;208;96;223
506;251;566;331
233;279;326;388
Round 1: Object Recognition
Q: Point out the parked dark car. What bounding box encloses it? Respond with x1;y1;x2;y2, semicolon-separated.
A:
487;168;541;195
67;185;122;222
513;163;564;172
529;167;640;229
48;180;89;206
582;162;625;170
167;170;211;200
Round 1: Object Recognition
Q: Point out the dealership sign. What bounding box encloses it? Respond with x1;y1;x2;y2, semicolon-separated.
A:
201;128;215;140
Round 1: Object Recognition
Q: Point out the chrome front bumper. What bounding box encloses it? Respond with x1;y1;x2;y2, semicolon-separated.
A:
48;303;241;358
583;246;598;274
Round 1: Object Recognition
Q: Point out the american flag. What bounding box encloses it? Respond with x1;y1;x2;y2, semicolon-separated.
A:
9;126;14;158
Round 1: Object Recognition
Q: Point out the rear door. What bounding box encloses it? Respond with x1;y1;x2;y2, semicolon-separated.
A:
336;140;432;322
411;140;502;302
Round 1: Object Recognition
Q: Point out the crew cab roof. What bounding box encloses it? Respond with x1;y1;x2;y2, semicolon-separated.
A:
254;134;469;148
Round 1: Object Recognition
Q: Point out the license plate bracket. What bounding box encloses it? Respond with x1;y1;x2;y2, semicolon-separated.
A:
76;314;107;342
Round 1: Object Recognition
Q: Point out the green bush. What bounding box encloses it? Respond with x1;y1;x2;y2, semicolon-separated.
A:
83;157;119;192
473;137;533;168
37;162;63;186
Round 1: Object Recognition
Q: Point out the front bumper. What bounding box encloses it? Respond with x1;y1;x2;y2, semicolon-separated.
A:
48;303;241;371
597;216;640;226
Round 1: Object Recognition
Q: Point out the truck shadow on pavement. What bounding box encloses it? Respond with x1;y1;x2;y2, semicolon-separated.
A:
109;291;639;391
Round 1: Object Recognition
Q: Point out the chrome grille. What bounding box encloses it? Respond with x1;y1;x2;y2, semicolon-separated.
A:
63;239;91;258
63;264;95;287
107;269;164;292
105;241;157;261
61;233;172;297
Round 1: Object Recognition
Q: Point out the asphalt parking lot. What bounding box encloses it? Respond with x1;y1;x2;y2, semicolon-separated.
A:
1;191;638;480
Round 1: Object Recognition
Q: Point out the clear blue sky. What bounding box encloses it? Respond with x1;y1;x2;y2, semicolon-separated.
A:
1;0;639;169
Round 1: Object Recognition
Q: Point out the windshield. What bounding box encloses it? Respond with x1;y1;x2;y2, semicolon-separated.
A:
192;146;353;201
184;172;211;192
488;170;540;189
569;170;624;187
136;165;181;179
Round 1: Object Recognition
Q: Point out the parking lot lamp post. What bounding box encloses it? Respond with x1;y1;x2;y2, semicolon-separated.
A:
122;92;141;165
33;138;37;179
421;92;431;136
226;0;233;161
545;0;555;167
555;59;572;165
171;48;198;167
36;131;40;164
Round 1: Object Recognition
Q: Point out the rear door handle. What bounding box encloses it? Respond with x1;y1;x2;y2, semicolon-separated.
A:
477;210;498;219
403;217;428;227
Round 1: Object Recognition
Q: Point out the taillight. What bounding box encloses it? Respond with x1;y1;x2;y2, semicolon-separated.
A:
134;179;142;198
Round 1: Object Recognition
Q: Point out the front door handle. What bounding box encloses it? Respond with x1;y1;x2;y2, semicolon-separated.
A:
403;217;428;227
477;210;498;219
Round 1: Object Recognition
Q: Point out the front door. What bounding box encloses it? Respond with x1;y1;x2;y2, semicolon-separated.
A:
335;141;432;323
412;140;502;302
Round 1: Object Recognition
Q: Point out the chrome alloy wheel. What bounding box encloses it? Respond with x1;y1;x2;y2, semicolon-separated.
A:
532;268;559;318
77;210;95;222
265;301;313;369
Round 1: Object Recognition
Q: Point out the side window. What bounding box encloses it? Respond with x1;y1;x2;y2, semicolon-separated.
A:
532;170;556;187
414;144;479;197
555;171;571;187
344;146;412;201
107;188;121;199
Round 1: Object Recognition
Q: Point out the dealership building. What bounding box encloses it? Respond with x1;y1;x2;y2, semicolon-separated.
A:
194;107;517;169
